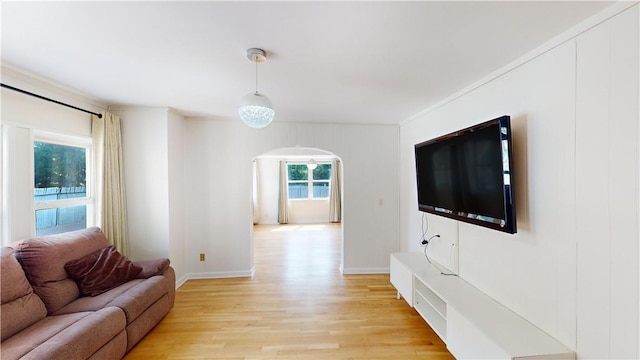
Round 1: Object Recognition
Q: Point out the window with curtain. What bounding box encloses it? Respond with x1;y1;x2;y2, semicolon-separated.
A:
287;162;332;199
33;132;93;236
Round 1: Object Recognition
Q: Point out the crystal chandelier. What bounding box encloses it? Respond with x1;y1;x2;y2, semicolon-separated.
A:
238;48;275;129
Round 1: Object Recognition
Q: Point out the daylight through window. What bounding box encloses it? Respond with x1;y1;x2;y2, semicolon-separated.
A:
287;162;332;199
34;138;91;236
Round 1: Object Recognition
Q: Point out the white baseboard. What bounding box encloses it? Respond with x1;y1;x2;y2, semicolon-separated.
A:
175;274;189;289
188;269;256;279
176;268;256;289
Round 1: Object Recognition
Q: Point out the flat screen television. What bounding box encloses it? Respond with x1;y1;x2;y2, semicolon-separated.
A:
414;115;517;234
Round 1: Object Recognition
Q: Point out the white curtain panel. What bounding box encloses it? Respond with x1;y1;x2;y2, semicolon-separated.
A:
329;159;342;222
277;160;289;224
92;111;130;256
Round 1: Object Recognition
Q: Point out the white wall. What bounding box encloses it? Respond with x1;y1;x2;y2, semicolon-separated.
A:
399;5;639;358
167;110;187;284
114;107;170;261
255;158;279;223
183;120;399;276
287;199;330;224
112;106;187;282
575;7;639;358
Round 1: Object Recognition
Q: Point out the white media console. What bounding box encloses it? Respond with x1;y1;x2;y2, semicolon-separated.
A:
390;252;575;359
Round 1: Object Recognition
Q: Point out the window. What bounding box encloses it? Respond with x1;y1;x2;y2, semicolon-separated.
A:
33;134;92;236
287;162;332;199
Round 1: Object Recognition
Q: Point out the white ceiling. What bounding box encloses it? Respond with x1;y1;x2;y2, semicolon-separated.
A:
1;1;615;125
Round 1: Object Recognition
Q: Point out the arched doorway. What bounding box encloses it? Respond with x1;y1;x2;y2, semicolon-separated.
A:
251;146;344;275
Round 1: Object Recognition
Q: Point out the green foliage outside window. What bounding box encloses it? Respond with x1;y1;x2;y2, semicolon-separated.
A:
287;164;308;181
34;142;86;188
313;164;331;180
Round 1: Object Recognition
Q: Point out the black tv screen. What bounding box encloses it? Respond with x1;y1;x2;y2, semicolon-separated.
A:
414;115;516;234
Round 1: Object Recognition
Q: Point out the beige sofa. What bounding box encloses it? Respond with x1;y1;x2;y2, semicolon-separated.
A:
1;227;175;359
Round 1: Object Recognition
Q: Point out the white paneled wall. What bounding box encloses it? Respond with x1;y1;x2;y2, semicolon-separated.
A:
183;119;254;277
401;41;579;348
399;5;639;358
575;7;639;358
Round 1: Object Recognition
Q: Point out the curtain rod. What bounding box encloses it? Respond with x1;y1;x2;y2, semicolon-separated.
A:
1;83;103;118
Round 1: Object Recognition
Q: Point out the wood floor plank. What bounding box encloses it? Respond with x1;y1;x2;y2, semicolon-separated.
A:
124;224;454;360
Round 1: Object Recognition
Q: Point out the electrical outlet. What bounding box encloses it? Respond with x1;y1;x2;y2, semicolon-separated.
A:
200;253;205;261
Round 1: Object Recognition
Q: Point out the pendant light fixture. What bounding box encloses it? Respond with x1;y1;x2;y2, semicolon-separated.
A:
307;159;318;170
238;48;275;129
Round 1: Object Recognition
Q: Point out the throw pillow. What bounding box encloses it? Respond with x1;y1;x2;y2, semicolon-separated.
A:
64;246;142;296
134;258;170;279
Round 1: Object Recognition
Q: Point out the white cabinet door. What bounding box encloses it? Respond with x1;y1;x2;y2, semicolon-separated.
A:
390;253;413;306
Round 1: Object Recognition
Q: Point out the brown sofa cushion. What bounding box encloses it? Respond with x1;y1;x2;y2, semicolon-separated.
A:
65;246;142;296
15;227;110;313
0;308;126;360
53;267;175;323
1;247;47;341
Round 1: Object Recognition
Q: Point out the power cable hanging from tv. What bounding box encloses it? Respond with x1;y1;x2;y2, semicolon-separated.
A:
1;83;103;118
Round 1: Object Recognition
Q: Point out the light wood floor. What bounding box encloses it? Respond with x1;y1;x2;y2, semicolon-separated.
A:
124;223;454;360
